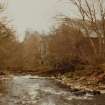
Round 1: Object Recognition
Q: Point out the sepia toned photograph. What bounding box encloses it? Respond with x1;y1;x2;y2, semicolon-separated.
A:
0;0;105;105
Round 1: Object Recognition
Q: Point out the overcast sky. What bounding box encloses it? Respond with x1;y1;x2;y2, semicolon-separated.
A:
5;0;76;40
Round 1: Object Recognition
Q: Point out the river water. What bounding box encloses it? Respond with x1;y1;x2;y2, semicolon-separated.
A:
0;75;105;105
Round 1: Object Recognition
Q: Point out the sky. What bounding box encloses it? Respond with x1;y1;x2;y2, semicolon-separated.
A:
4;0;76;40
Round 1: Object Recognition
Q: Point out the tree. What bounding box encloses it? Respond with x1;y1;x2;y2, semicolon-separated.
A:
47;23;83;70
0;0;19;72
65;0;105;64
23;31;42;71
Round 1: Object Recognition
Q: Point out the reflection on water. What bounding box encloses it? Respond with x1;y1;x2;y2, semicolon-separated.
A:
0;79;6;94
0;75;105;105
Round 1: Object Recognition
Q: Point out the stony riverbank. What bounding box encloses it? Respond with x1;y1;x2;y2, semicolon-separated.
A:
54;66;105;94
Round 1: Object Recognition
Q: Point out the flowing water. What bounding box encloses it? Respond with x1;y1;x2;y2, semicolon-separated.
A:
0;75;105;105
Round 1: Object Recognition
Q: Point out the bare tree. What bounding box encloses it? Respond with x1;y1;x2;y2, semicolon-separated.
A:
67;0;105;64
23;31;42;71
47;23;83;70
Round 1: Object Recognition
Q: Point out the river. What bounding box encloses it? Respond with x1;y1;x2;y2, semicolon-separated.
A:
0;75;105;105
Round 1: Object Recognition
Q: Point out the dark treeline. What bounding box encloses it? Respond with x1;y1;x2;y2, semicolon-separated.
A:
0;21;103;74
